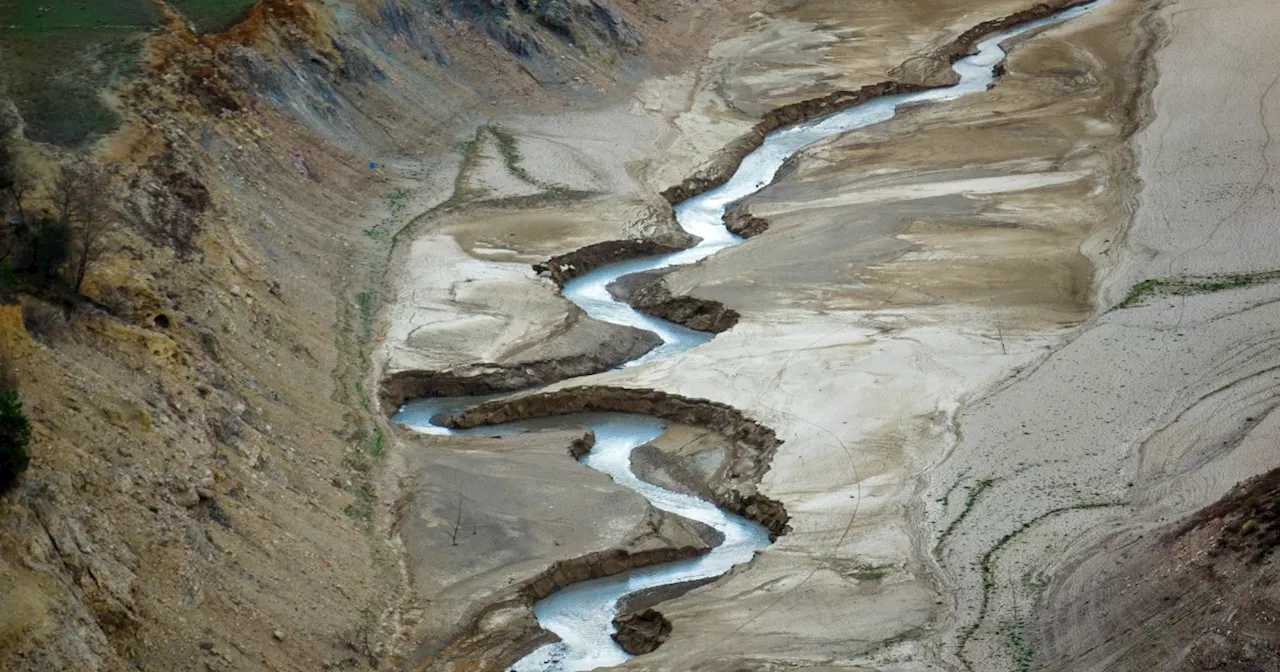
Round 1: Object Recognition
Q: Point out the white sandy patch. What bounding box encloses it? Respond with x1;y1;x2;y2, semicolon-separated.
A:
382;235;570;371
464;131;543;200
767;171;1091;212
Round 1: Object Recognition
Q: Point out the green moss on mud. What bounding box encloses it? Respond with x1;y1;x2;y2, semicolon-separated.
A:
1117;270;1280;308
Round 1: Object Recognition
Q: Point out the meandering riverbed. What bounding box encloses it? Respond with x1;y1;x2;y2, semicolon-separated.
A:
397;3;1103;669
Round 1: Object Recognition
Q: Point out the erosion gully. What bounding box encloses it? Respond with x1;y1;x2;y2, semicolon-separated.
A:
395;3;1101;670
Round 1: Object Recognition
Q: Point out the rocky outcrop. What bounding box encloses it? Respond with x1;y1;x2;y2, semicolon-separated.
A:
533;239;682;287
629;280;740;333
1176;465;1280;562
724;210;771;238
611;609;672;655
441;386;791;539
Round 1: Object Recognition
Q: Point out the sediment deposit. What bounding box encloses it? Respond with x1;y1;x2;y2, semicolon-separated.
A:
8;0;1280;670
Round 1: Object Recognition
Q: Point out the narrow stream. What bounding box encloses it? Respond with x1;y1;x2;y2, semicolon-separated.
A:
396;4;1100;670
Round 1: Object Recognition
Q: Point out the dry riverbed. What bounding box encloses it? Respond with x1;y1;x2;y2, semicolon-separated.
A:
374;0;1280;669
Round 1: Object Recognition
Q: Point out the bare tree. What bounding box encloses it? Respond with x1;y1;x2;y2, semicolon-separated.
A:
50;162;114;293
0;138;32;260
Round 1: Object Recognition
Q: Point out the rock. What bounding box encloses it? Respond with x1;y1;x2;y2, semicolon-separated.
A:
229;285;242;297
568;430;596;459
723;210;771;238
611;609;672;655
272;629;285;641
174;486;201;508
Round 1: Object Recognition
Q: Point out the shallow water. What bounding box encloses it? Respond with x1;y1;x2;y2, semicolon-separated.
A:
396;4;1102;670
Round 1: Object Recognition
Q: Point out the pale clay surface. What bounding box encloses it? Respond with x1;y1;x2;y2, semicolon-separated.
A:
377;0;1280;669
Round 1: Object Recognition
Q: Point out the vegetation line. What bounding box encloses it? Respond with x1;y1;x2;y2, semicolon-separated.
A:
936;478;997;552
1116;269;1280;308
954;501;1126;671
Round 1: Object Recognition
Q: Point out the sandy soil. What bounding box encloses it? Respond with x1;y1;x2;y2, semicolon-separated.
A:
396;426;716;664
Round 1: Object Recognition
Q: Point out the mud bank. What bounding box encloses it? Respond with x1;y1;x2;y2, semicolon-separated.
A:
521;544;713;603
441;387;790;539
380;319;659;412
533;237;741;332
408;475;719;672
421;545;710;672
534;240;684;288
628;280;740;333
659;81;931;204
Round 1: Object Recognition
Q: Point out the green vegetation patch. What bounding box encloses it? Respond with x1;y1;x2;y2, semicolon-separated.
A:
355;290;378;342
936;477;996;551
1117;270;1280;309
168;0;258;34
0;387;31;495
850;563;890;581
0;1;256;145
1002;619;1035;672
0;0;156;145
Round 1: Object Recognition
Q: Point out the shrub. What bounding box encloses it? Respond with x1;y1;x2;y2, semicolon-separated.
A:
0;387;31;495
21;302;66;343
0;263;16;296
21;218;71;282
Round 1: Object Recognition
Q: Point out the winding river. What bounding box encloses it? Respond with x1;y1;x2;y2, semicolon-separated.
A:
396;3;1101;670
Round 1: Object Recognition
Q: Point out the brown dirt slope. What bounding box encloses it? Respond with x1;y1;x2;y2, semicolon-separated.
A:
1035;467;1280;671
0;0;741;670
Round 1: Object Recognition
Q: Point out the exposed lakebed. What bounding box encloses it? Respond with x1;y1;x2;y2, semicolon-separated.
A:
396;3;1102;669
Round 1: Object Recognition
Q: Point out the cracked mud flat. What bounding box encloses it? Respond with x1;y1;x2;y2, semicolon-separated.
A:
376;0;1280;670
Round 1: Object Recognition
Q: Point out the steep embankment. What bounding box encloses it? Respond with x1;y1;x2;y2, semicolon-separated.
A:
1022;1;1280;669
0;1;741;670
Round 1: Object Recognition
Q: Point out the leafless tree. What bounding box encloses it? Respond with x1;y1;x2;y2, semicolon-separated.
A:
51;162;114;293
0;138;32;261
